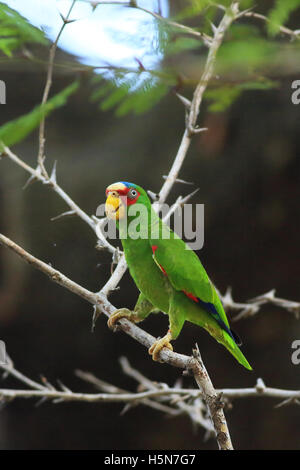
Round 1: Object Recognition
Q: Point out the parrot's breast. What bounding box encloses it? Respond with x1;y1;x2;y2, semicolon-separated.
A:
122;237;171;313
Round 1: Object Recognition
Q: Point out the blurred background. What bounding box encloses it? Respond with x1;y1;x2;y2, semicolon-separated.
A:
0;0;300;450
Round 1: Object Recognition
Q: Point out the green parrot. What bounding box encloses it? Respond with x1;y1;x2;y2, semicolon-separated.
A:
105;181;252;370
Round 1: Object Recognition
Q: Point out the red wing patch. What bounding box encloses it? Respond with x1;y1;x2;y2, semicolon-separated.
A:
183;290;199;303
151;245;158;255
159;264;167;276
151;245;167;276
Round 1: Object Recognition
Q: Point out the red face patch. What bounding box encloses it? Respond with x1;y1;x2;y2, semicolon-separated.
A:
105;187;140;206
126;189;140;206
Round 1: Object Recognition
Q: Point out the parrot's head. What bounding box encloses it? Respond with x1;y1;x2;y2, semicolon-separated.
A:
105;181;150;221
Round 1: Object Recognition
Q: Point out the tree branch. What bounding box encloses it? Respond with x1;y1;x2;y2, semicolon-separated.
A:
83;0;212;46
238;10;300;40
156;2;239;207
2;0;300;451
0;231;229;447
2;146;116;254
37;0;77;177
2;356;300;435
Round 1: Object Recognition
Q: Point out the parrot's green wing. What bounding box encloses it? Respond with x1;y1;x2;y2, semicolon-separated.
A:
149;226;230;329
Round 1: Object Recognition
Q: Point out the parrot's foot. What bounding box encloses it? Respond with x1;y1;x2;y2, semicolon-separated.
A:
107;308;141;331
148;331;173;362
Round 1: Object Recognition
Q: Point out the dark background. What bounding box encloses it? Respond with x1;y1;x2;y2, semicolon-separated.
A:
0;2;300;451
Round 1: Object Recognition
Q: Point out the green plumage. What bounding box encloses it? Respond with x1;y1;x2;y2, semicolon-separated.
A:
110;182;252;370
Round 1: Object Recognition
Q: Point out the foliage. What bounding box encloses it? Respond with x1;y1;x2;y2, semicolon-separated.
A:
0;3;46;57
90;68;175;117
0;81;79;151
1;1;300;118
205;78;278;112
90;1;300;116
267;0;300;35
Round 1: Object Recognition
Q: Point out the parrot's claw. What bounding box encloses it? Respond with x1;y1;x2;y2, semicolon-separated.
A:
148;331;173;362
107;308;140;331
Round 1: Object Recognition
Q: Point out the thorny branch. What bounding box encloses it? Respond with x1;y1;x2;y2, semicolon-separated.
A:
1;0;300;451
217;287;300;321
83;0;212;46
2;145;116;255
37;0;77;178
1;356;300;430
238;10;300;40
0;231;229;447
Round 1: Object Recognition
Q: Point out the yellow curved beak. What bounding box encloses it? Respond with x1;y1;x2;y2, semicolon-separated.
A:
105;193;126;220
105;194;119;220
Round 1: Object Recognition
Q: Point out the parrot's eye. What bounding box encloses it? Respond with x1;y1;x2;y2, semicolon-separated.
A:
128;188;138;199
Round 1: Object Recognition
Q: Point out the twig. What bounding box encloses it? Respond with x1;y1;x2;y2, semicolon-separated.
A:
0;231;233;444
2;146;116;254
218;287;300;322
119;357;213;431
82;0;212;46
155;2;239;207
0;388;192;403
238;10;300;40
3;0;300;449
75;368;180;416
37;0;77;177
2;358;300;406
191;344;233;450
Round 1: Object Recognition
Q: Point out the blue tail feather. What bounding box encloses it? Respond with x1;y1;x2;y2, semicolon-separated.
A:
197;298;242;346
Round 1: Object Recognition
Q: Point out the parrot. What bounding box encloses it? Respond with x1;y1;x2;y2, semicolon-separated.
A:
104;181;252;370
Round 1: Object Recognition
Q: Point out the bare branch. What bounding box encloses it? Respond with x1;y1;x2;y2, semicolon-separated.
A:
218;287;300;322
37;0;77;177
191;344;233;450
82;0;212;46
3;0;300;450
4;146;95;229
238;10;300;40
0;232;231;445
156;3;239;207
2;355;300;438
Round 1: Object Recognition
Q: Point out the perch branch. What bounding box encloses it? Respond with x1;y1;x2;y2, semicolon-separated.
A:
3;0;300;450
0;232;229;448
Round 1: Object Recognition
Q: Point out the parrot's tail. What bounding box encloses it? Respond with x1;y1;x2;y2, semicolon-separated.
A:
201;320;252;370
221;332;253;370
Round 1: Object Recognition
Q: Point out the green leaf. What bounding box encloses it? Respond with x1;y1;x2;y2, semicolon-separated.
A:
216;38;278;76
238;79;279;91
91;71;173;116
166;37;202;56
229;24;261;40
205;79;278;112
0;81;79;151
0;3;47;56
267;0;300;35
239;0;255;8
205;86;242;112
175;0;213;21
115;79;169;116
